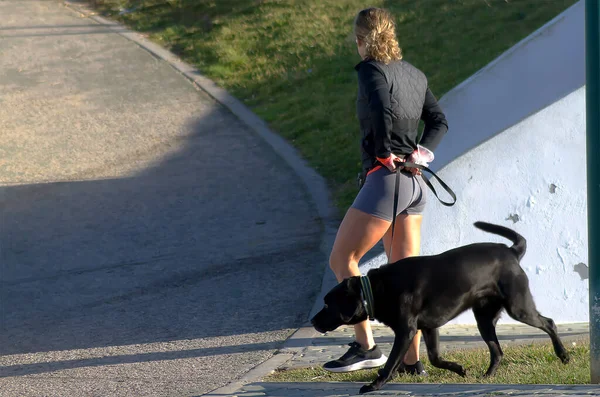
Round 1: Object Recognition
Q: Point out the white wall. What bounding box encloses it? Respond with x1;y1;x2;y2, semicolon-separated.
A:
422;87;587;324
431;0;584;173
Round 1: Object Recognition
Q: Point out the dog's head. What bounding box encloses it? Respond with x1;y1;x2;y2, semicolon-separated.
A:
310;276;368;333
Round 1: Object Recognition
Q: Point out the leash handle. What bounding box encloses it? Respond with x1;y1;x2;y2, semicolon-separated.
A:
388;161;457;262
402;162;457;207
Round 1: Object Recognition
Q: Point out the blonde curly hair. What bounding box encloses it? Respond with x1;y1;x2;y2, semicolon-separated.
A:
354;7;402;64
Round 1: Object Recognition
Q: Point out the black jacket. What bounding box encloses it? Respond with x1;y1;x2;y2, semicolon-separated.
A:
355;59;448;170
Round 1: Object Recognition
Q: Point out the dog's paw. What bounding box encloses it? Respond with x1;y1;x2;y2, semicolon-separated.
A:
359;384;377;394
482;370;496;378
448;363;467;377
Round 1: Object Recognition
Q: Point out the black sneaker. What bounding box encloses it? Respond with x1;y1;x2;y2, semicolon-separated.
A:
398;360;428;376
323;342;387;372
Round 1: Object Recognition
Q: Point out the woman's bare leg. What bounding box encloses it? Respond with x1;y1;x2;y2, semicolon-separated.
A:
382;214;423;365
329;208;392;349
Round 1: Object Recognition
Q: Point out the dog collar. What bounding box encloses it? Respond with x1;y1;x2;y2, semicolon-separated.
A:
359;276;375;321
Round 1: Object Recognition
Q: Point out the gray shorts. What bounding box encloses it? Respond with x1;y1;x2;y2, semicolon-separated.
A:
351;166;427;221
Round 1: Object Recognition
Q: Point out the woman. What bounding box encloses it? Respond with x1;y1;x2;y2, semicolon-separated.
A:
324;7;448;375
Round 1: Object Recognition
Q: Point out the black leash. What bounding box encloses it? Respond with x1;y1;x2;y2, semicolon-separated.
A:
403;162;457;207
387;162;456;261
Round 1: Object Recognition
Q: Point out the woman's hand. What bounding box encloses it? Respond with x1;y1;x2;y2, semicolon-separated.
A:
404;151;422;176
403;164;422;176
406;145;434;176
376;153;405;172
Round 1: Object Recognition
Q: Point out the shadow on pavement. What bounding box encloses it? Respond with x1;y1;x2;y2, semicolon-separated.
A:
0;110;326;375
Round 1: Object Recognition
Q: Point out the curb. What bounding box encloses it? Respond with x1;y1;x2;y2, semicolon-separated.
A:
203;354;293;396
61;1;339;394
204;327;320;396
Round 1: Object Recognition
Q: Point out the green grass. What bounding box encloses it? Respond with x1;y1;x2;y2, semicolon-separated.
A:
92;0;578;212
266;339;591;384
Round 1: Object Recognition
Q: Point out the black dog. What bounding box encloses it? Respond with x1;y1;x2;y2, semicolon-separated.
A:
311;222;570;394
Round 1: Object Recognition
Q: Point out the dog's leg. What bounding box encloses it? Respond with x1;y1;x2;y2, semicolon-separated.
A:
359;324;416;394
507;309;570;364
502;276;570;364
473;303;504;377
421;328;467;376
537;314;570;364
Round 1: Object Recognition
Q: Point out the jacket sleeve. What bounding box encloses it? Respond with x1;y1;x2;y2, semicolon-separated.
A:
357;63;394;159
419;87;448;152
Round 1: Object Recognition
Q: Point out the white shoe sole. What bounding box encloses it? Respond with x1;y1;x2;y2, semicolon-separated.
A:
323;354;388;373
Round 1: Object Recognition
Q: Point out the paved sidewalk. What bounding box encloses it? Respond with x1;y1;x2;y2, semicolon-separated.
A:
218;382;600;397
0;1;330;396
209;323;595;396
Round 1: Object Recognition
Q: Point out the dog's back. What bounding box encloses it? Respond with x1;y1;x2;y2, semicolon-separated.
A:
368;222;529;325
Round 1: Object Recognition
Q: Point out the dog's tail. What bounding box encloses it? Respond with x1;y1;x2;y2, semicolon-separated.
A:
473;221;527;260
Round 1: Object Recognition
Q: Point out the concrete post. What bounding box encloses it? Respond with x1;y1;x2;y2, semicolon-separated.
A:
585;0;600;384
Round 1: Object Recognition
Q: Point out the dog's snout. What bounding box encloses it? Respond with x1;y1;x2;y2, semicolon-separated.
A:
311;311;329;334
310;313;319;327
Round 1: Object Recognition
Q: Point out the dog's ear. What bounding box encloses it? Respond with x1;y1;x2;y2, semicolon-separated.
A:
338;276;367;323
343;276;361;296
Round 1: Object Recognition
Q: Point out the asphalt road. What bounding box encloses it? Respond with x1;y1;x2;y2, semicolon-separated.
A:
0;1;326;395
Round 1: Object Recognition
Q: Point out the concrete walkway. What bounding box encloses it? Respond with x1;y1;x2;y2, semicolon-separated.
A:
218;382;600;397
0;1;330;396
